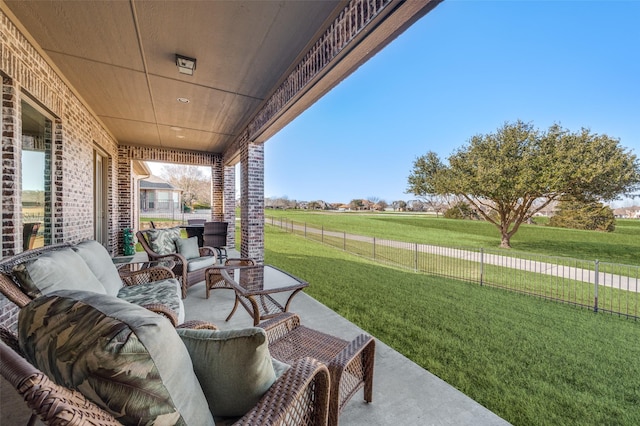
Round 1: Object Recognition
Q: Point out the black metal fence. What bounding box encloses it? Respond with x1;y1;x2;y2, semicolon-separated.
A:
266;216;640;320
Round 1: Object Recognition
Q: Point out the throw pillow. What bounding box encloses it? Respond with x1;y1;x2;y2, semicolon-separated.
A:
147;227;181;255
18;290;214;426
176;327;277;417
72;240;123;296
12;247;106;298
175;236;200;260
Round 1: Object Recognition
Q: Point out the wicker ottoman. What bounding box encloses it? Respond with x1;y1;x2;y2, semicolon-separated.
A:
261;313;375;426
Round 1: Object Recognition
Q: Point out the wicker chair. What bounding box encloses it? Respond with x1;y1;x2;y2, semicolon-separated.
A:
1;326;331;426
137;229;217;298
204;258;257;299
261;313;375;426
203;221;229;263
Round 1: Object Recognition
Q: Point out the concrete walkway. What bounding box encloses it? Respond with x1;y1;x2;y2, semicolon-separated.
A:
274;220;639;293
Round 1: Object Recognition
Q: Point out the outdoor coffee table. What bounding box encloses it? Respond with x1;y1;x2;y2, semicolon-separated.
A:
219;264;308;326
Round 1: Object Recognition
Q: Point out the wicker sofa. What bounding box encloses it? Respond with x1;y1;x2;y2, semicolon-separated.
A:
0;241;186;326
0;293;331;425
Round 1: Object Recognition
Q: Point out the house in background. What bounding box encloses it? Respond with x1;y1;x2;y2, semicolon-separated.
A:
140;175;182;216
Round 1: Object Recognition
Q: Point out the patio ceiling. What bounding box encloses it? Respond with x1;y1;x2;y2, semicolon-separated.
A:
2;0;441;155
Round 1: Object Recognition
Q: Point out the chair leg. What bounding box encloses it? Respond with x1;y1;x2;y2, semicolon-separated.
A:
362;338;376;403
225;295;240;322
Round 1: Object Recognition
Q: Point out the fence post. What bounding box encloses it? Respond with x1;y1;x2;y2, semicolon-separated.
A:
304;222;307;238
414;242;418;272
480;248;484;286
594;260;599;313
321;225;324;243
373;237;376;260
344;232;346;250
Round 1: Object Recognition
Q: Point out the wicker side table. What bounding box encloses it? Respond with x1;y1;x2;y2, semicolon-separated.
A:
261;313;375;426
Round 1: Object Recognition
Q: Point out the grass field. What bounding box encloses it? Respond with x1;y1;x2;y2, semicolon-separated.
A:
265;209;640;266
263;225;640;425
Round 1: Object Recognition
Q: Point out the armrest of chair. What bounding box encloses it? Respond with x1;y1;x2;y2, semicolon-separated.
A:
235;357;330;426
176;320;218;330
199;246;217;257
0;273;32;309
259;312;301;342
139;303;179;327
0;339;120;425
119;265;175;286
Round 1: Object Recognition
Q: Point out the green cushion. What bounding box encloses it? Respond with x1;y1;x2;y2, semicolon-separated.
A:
176;327;277;417
187;255;216;272
73;240;123;296
18;291;214;426
147;227;181;255
175;237;200;260
12;247;106;298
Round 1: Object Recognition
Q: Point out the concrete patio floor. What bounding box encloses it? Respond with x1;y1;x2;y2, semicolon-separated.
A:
183;278;510;426
1;250;511;425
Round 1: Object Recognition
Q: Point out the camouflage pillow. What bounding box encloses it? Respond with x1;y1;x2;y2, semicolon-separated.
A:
147;227;181;255
18;290;214;426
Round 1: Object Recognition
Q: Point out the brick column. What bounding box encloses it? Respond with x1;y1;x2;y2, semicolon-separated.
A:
240;142;264;263
2;76;21;257
211;155;224;221
116;146;132;255
223;164;236;249
1;77;21;331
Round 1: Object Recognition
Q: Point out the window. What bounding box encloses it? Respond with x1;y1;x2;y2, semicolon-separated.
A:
21;100;51;249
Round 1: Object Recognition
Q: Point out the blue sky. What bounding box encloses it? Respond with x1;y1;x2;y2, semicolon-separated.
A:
263;0;640;206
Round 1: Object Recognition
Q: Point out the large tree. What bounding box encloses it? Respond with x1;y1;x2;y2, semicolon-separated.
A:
407;120;640;248
160;165;210;210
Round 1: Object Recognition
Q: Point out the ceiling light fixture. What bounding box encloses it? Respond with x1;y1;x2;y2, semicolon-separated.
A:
175;54;196;76
177;97;190;103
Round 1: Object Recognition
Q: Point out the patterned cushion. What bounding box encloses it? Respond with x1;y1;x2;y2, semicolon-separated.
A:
147;228;181;255
117;278;185;324
176;327;277;417
18;291;214;426
73;240;123;296
175;237;200;260
12;247;106;298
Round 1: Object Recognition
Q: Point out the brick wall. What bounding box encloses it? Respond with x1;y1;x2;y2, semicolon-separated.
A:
1;9;120;331
0;8;245;331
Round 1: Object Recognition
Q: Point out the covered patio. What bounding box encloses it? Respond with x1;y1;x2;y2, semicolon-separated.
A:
0;0;509;424
0;0;443;326
1;0;443;262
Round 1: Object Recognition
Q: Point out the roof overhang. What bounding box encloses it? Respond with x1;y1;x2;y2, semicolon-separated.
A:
1;0;442;158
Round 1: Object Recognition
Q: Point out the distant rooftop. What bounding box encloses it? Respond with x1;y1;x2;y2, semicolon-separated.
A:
140;175;181;191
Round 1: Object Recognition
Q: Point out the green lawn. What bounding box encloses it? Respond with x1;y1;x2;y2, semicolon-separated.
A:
264;225;640;425
265;209;640;266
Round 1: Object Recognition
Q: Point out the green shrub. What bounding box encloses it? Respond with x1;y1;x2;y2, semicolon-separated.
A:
549;198;615;232
444;201;480;220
